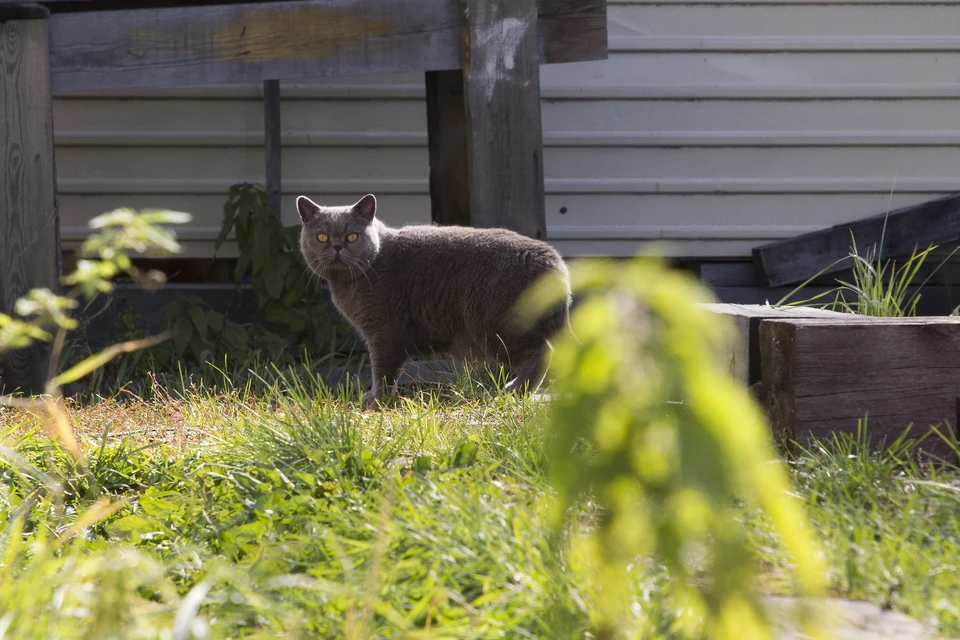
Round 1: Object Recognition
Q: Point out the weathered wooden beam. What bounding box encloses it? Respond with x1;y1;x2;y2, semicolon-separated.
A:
753;193;960;288
760;316;960;457
263;79;281;219
457;0;547;238
700;303;847;387
46;0;607;93
0;8;61;394
425;69;470;227
537;0;607;66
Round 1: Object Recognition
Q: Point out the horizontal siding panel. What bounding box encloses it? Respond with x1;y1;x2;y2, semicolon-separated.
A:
55;99;960;148
538;52;960;96
544;147;960;183
56;147;429;181
56;177;959;196
609;4;960;40
544;193;940;233
49;130;960;149
59;146;960;185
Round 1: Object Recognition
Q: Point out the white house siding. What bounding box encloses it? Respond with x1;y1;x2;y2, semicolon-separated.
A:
52;1;960;259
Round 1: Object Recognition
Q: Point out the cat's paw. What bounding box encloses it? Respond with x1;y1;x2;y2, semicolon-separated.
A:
362;391;384;410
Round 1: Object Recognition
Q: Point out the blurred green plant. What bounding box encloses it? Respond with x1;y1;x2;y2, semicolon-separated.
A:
0;208;189;454
1;209;185;358
522;256;827;639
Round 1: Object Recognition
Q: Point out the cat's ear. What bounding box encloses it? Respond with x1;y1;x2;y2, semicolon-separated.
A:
296;196;321;223
352;194;377;222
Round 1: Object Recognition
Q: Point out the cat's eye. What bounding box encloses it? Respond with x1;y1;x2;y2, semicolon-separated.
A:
316;232;329;242
346;233;359;243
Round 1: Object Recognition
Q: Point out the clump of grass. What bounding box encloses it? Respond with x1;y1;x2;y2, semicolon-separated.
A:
831;240;937;317
741;422;960;635
778;235;946;318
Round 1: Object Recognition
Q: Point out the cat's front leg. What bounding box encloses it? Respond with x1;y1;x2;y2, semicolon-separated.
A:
363;344;406;408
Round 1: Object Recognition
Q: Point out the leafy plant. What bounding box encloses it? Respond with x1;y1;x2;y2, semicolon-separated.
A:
522;256;826;639
217;183;339;336
126;183;353;378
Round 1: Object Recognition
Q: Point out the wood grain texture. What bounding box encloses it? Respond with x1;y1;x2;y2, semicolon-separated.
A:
425;69;470;227
700;303;846;385
754;193;960;288
760;317;960;457
537;0;607;65
46;0;607;92
459;0;546;238
262;79;281;219
0;16;61;394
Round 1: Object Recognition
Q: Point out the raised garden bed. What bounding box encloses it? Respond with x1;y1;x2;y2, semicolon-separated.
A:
704;303;960;458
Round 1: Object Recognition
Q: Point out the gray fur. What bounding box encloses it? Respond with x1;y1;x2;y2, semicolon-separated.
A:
297;193;571;404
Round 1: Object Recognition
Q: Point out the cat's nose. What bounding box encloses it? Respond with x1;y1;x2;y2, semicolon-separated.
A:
332;244;343;252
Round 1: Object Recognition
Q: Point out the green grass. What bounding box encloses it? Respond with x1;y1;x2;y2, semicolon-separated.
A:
0;375;674;638
3;376;960;638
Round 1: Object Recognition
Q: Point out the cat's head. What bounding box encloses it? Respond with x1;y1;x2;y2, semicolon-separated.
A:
297;194;382;278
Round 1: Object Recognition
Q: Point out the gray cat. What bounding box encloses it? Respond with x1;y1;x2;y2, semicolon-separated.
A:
297;193;571;405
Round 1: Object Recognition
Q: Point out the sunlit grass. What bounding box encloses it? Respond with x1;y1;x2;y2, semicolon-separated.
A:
3;376;960;637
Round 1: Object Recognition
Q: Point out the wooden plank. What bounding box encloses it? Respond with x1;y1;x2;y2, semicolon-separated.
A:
700;303;847;387
0;4;48;19
458;0;547;238
0;15;61;394
753;193;960;288
46;0;608;92
263;78;281;219
49;0;462;91
425;70;470;227
537;0;607;66
760;316;960;457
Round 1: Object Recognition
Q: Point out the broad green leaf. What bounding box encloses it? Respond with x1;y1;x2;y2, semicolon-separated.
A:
265;258;285;300
234;251;252;287
251;223;272;276
187;303;209;338
139;490;186;517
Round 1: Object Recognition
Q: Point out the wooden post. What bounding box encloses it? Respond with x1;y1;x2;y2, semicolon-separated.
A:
426;0;548;238
425;70;470;227
263;79;282;219
0;5;61;395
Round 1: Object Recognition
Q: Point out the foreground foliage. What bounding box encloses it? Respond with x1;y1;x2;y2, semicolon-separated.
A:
2;385;960;638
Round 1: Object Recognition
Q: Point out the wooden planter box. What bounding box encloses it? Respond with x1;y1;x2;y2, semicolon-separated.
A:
704;304;960;457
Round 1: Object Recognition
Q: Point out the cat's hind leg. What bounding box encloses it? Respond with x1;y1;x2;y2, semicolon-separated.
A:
501;339;551;396
364;343;406;408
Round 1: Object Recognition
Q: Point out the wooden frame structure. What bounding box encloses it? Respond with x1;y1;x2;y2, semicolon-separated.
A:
0;0;608;392
706;304;960;459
